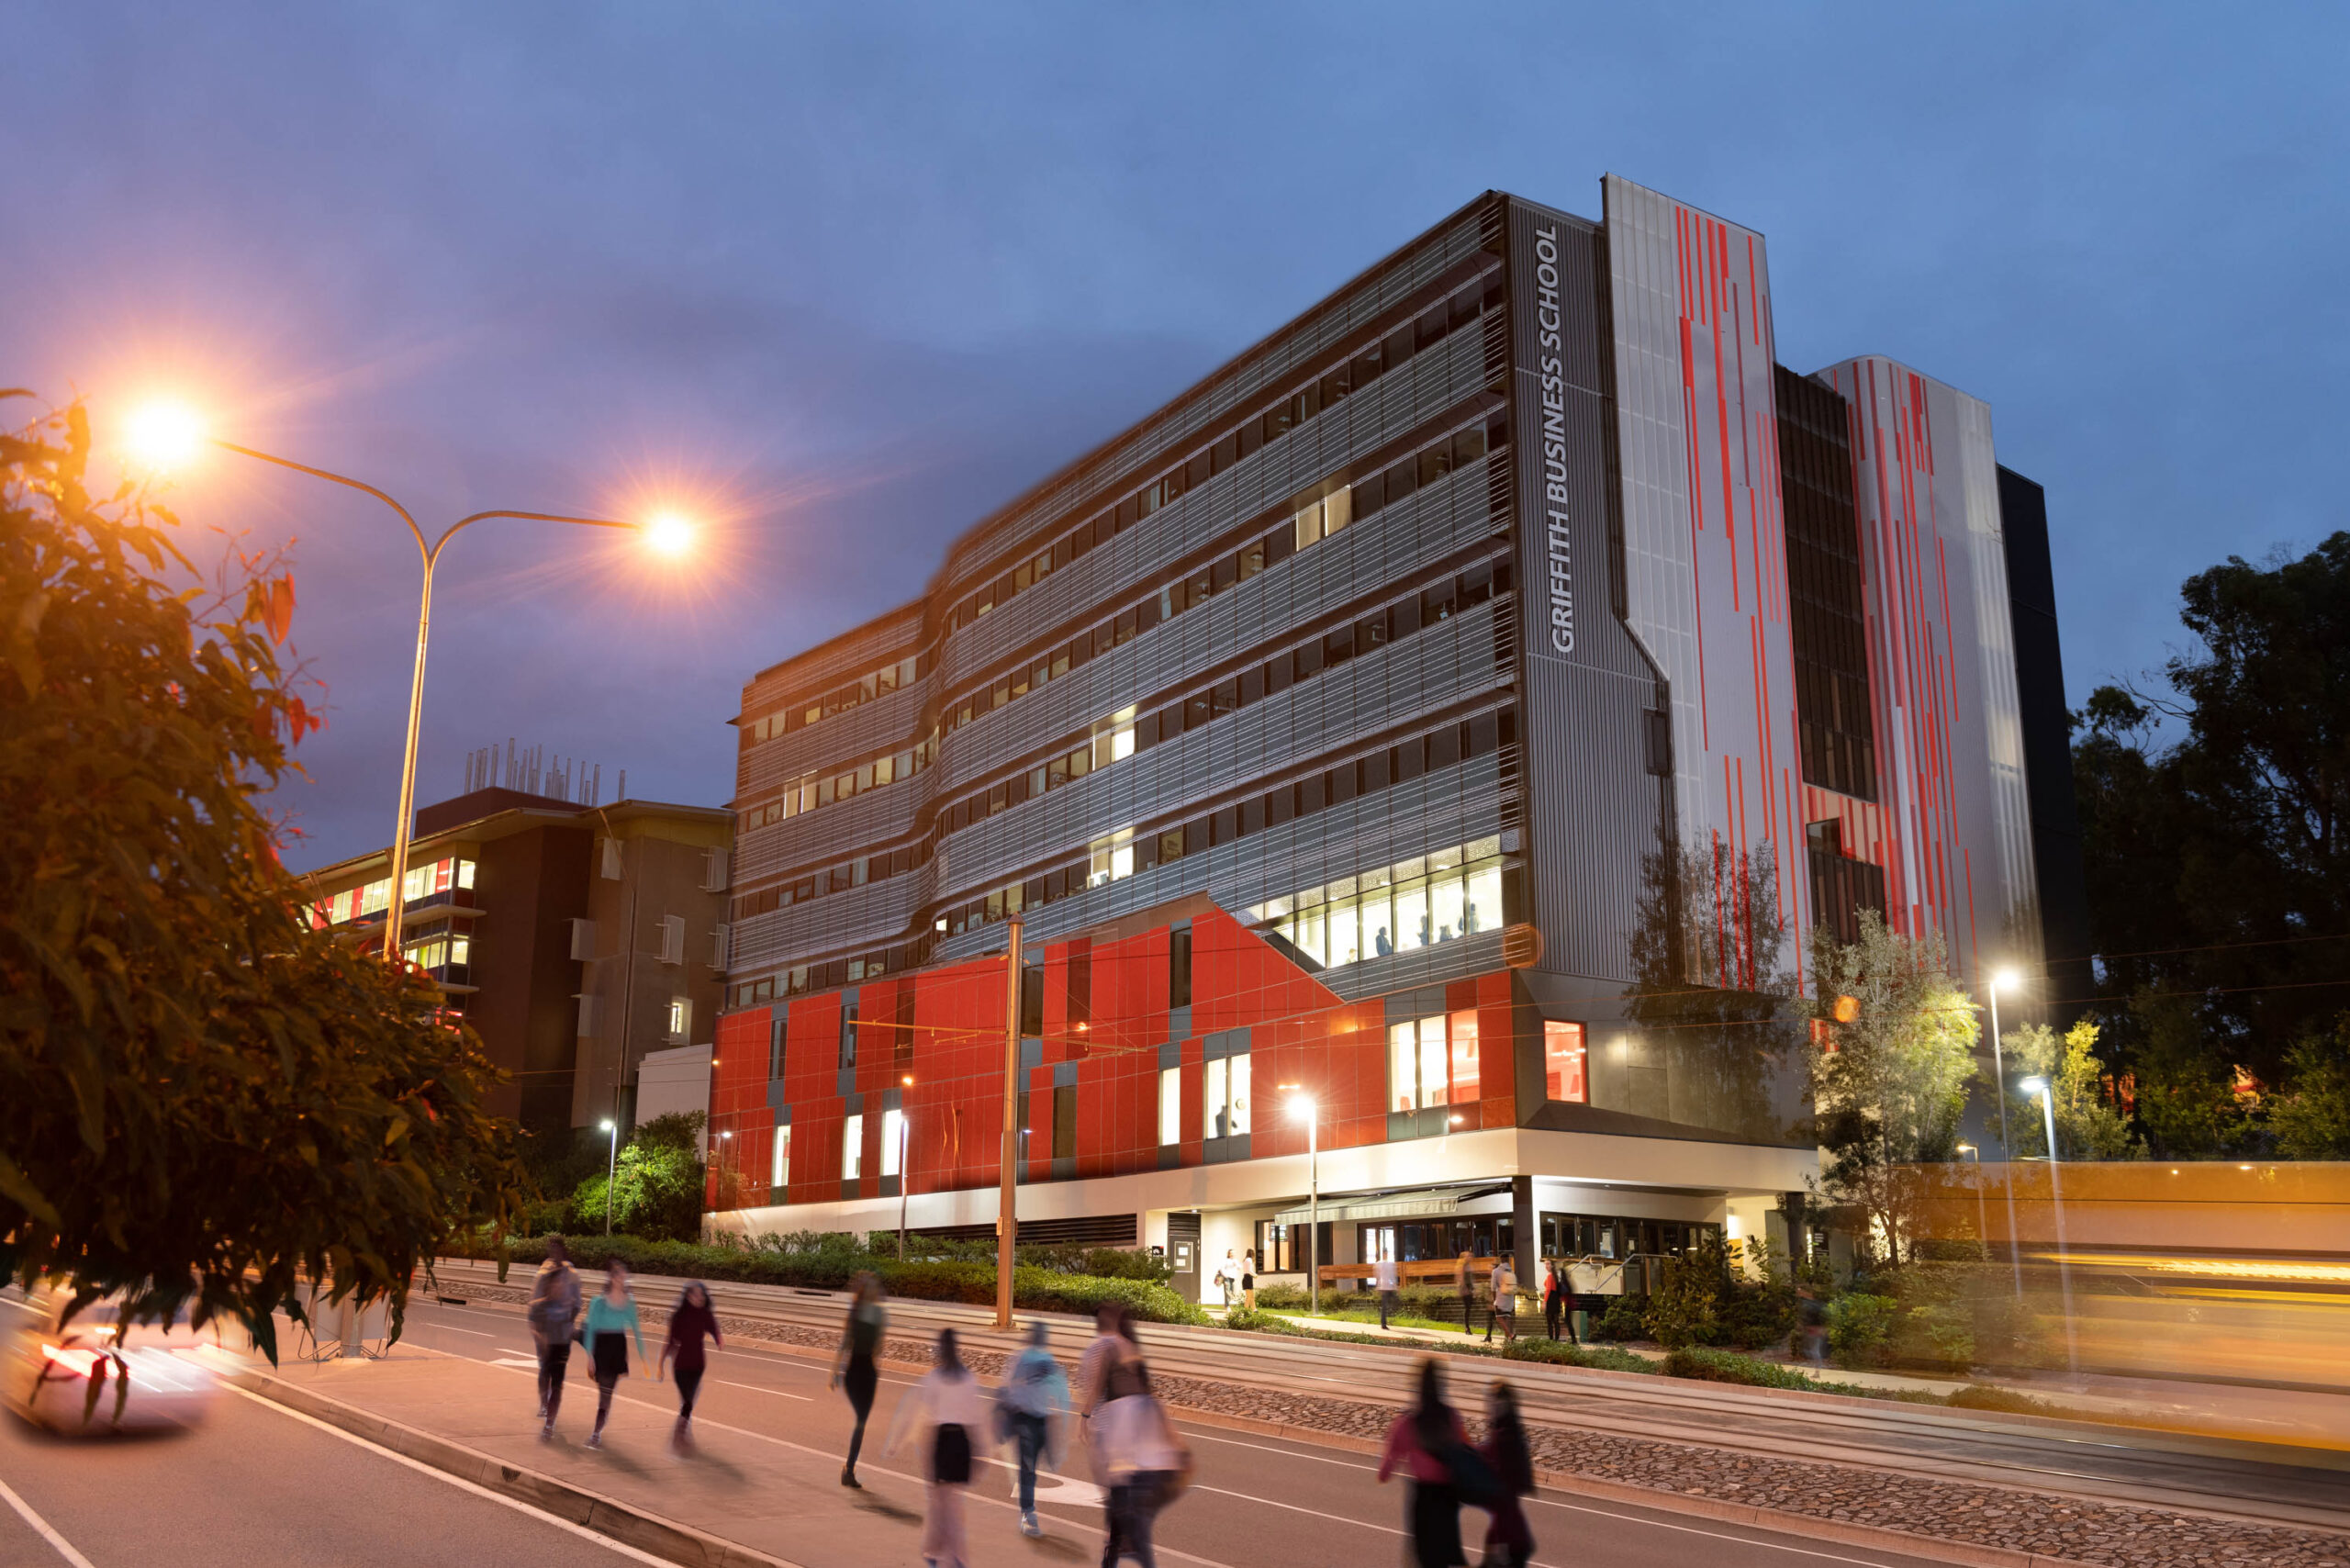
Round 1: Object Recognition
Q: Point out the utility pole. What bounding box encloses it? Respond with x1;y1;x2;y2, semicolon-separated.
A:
996;916;1024;1329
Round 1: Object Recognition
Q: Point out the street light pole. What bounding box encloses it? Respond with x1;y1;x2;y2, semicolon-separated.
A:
196;436;678;967
2024;1078;2083;1382
1986;969;2026;1304
996;916;1024;1330
1957;1143;1989;1264
898;1075;914;1262
1282;1089;1319;1316
599;1118;619;1236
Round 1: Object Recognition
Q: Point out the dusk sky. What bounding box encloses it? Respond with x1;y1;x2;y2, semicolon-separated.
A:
8;4;2343;871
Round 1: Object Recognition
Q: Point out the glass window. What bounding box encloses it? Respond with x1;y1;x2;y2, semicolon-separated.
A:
1297;902;1325;968
1227;1054;1250;1137
1431;874;1466;944
1205;1058;1228;1138
771;1126;789;1193
842;1114;864;1181
1388;1022;1418;1114
1365;889;1395;958
455;859;476;890
880;1107;904;1178
1545;1022;1588;1103
1159;1067;1181;1147
1417;1018;1447;1113
1465;862;1502;935
1448;1010;1480;1104
1326;897;1360;968
1395;879;1429;951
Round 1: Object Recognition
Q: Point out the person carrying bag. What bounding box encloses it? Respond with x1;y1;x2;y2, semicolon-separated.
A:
1091;1327;1192;1566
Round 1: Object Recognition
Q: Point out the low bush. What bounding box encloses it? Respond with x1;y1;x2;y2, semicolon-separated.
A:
1826;1292;1899;1368
1944;1384;2069;1417
453;1233;1206;1324
1589;1294;1651;1341
1500;1338;1658;1375
1664;1346;1835;1391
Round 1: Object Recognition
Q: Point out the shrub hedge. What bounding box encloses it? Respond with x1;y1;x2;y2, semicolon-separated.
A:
449;1233;1206;1325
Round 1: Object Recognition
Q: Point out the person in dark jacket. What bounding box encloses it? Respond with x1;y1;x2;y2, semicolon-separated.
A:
831;1271;888;1487
1478;1381;1537;1567
526;1236;582;1440
659;1280;723;1452
1375;1358;1470;1568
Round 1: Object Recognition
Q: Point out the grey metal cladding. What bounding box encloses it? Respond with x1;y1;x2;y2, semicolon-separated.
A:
732;861;925;974
1328;928;1507;1005
933;204;1497;593
743;608;923;715
736;772;920;885
934;598;1510;900
1504;195;1663;987
938;323;1499;692
741;679;933;798
934;750;1509;965
935;451;1507;801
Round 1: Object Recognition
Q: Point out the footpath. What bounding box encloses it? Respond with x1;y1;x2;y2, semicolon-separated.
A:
218;1271;2350;1568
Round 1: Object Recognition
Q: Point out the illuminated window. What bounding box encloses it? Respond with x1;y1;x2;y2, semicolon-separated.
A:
1448;1009;1481;1103
1545;1021;1588;1103
1158;1067;1181;1146
455;859;476;890
1389;1014;1473;1112
1203;1054;1250;1138
842;1114;864;1181
771;1125;790;1193
666;997;689;1040
880;1107;904;1178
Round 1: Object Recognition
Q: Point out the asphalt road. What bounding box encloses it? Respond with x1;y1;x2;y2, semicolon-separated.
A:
0;1370;660;1568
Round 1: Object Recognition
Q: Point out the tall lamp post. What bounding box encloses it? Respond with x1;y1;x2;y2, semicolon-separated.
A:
1283;1089;1320;1316
1985;968;2026;1303
1956;1142;1990;1263
123;402;694;968
2020;1077;2083;1381
897;1075;915;1262
598;1118;620;1236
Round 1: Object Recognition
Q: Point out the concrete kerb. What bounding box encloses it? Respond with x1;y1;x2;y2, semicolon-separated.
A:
225;1369;806;1568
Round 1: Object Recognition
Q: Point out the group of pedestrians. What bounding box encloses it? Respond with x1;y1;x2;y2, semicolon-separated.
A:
525;1236;723;1452
1377;1359;1538;1568
1211;1248;1257;1310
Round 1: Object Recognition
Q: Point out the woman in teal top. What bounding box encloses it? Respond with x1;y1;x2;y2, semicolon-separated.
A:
582;1259;649;1450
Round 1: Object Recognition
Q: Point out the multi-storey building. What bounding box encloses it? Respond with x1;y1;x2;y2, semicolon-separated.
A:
304;786;734;1135
706;176;2084;1301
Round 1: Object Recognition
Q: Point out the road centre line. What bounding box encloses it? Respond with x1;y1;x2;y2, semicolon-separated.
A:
221;1384;700;1565
0;1476;97;1568
419;1323;495;1337
711;1379;812;1401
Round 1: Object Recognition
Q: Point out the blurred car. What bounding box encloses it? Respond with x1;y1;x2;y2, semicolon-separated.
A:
3;1287;236;1433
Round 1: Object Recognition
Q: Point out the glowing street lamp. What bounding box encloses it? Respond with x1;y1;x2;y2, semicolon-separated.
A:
1955;1142;1990;1263
120;398;695;972
2020;1076;2082;1380
1985;967;2026;1305
1282;1087;1319;1316
897;1074;915;1261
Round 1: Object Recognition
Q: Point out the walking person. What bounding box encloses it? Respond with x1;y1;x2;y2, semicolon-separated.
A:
1241;1249;1258;1312
1080;1304;1135;1562
996;1321;1069;1539
1377;1359;1473;1568
1477;1382;1538;1568
1374;1252;1402;1331
831;1271;888;1487
1455;1249;1477;1337
659;1280;722;1452
1091;1320;1190;1567
527;1236;582;1441
580;1258;648;1450
1485;1254;1516;1346
886;1330;987;1568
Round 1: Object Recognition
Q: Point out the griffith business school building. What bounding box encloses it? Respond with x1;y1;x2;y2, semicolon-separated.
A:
705;176;2083;1300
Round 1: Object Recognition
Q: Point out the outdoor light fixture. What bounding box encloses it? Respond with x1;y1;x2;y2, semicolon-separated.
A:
1992;967;2020;993
599;1119;620;1235
643;510;695;558
2017;1075;2081;1379
1984;969;2029;1305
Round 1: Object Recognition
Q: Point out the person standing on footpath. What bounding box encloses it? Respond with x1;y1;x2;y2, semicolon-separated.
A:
1376;1358;1472;1568
1454;1249;1477;1337
1374;1253;1402;1331
1541;1261;1567;1343
1485;1254;1516;1345
659;1280;722;1452
1478;1381;1537;1568
995;1321;1069;1539
1240;1249;1258;1312
528;1237;582;1440
1214;1249;1240;1309
886;1329;988;1568
580;1258;648;1450
831;1271;887;1488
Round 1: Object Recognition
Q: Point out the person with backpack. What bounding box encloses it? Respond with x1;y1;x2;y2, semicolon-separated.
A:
886;1329;988;1568
1091;1319;1191;1567
579;1258;648;1450
527;1236;582;1441
1478;1381;1537;1568
1376;1358;1486;1568
831;1271;888;1488
995;1320;1069;1539
658;1280;722;1452
1485;1255;1516;1345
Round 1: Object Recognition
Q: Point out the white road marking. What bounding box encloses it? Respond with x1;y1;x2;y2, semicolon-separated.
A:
711;1378;812;1401
421;1323;496;1337
0;1295;43;1315
0;1476;97;1568
222;1384;739;1565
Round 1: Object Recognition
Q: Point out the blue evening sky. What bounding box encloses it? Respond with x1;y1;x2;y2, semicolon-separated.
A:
6;4;2342;869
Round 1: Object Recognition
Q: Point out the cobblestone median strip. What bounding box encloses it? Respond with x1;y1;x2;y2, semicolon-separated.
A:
439;1282;2350;1567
